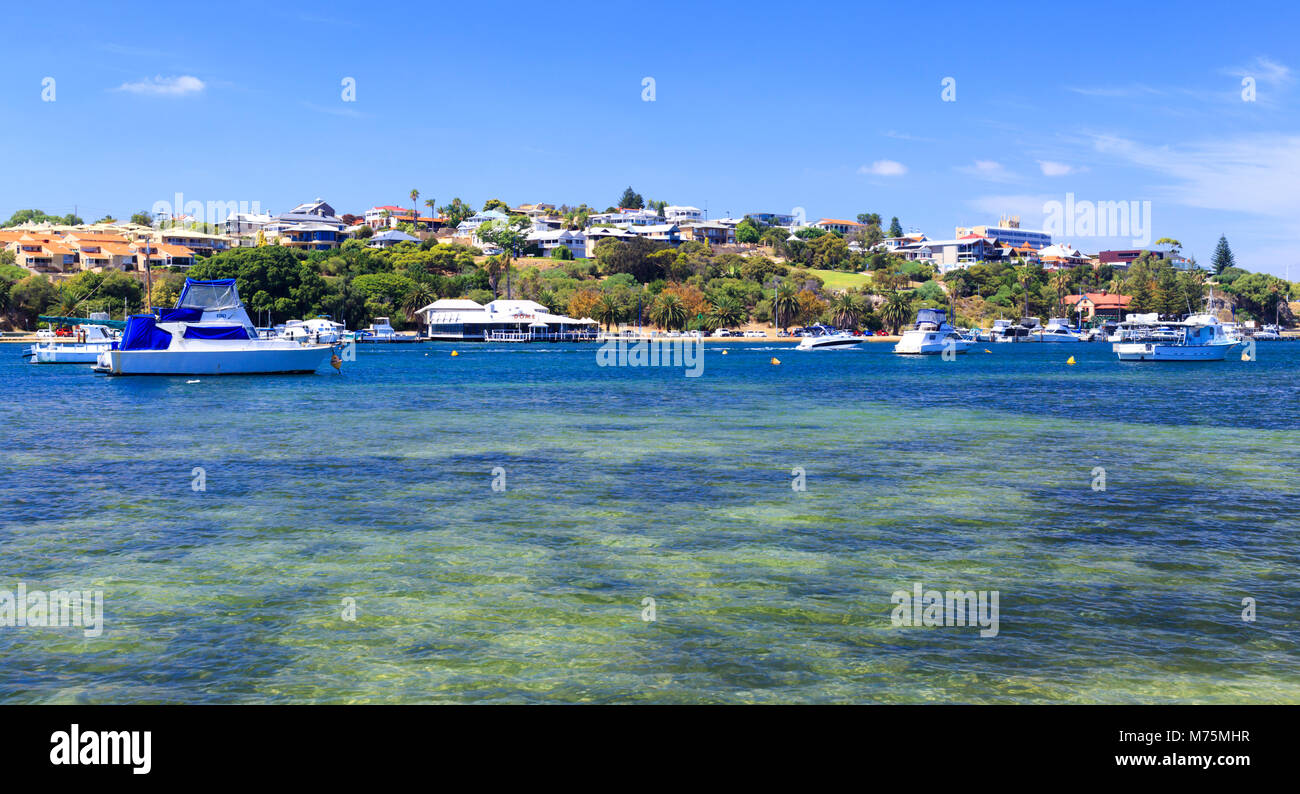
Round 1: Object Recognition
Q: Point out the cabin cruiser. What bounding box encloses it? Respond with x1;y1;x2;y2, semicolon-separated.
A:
992;317;1038;343
1033;317;1081;342
93;278;336;375
25;323;120;363
283;315;348;344
357;316;420;343
894;308;975;355
1113;314;1239;361
1252;323;1283;341
796;323;862;350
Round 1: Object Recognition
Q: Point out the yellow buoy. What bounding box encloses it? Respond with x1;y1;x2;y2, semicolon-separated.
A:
721;349;728;355
984;348;992;353
770;357;781;365
451;350;459;357
1066;356;1076;365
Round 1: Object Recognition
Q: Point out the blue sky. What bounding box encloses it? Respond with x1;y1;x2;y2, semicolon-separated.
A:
2;0;1297;276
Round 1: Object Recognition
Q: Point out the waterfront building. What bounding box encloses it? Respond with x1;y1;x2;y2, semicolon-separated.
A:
418;298;598;341
1065;292;1133;322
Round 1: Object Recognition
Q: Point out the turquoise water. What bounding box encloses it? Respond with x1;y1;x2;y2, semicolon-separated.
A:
2;340;1298;703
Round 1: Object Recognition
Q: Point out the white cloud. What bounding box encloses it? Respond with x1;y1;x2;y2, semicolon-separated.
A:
1038;160;1077;176
1223;56;1292;87
858;159;907;177
116;75;206;96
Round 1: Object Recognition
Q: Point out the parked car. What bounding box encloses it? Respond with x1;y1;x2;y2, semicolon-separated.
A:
712;329;732;337
743;330;766;338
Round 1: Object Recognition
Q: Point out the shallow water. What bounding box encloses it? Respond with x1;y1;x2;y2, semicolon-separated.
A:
1;340;1298;703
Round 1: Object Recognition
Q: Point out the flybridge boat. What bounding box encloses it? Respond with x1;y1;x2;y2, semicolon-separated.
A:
282;315;348;344
893;308;975;355
93;279;336;375
25;324;120;363
357;317;420;343
795;324;862;350
1113;314;1239;361
1033;318;1081;342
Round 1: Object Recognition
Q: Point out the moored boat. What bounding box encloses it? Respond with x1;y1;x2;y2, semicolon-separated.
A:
1113;314;1238;361
893;308;975;355
796;323;862;350
93;278;336;376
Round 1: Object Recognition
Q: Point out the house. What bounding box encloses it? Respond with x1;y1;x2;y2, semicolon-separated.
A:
1065;292;1132;322
663;205;703;223
367;229;420;248
289;198;336;217
813;218;864;236
279;222;344;251
628;223;680;245
679;221;733;246
589;208;661;226
1037;243;1091;269
364;205;444;231
526;228;588;258
956;215;1051;250
151;228;231;257
223;212;272;237
746;212;797;227
911;235;1001;273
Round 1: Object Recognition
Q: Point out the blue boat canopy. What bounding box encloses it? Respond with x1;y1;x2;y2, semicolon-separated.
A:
156;307;203;323
182;325;251;340
916;308;948;326
177;278;241;311
118;314;173;351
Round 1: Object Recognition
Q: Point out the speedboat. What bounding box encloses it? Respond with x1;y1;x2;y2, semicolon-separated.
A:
93;278;336;375
796;324;862;350
992;318;1037;343
1252;324;1283;341
1033;317;1081;342
25;323;120;363
1113;314;1239;361
283;315;348;344
893;308;975;355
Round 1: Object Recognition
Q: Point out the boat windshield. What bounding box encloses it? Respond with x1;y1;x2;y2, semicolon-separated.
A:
177;278;241;310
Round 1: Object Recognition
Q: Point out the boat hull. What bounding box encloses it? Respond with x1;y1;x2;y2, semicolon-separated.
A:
1114;341;1237;361
796;335;862;350
894;334;974;355
27;344;113;363
96;343;334;375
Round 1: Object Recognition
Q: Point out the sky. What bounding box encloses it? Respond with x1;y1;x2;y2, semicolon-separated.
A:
2;0;1298;277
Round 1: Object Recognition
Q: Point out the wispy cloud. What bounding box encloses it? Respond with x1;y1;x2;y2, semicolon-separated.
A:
858;159;907;177
301;101;367;119
1038;160;1081;177
1066;84;1164;98
958;159;1016;182
1223;56;1293;87
882;130;937;143
116;75;205;96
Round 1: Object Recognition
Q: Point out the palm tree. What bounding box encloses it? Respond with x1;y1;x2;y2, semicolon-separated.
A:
708;296;747;328
650;292;688;330
880;290;914;334
409;189;420;229
772;282;799;330
424;198;436;230
594;294;621;331
829;293;865;329
1015;263;1033;319
402;281;437;329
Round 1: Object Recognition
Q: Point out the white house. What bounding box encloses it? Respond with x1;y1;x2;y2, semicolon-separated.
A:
589;208;661;226
526;228;588;258
664;205;703;223
418;297;598;341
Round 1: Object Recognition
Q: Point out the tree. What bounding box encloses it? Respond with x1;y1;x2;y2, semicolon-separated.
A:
880;290;914;334
438;198;474;227
772;282;800;330
475;216;530;298
888;217;903;238
424;198;437;225
708;296;747;328
649;291;688;330
617;187;644;209
594;237;667;283
735;218;761;245
828;293;865;329
409;189;420;228
594;294;621;330
550;244;574;260
130;211;153;226
1211;235;1235;275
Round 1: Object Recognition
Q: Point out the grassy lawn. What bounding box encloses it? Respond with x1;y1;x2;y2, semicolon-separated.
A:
808;269;872;291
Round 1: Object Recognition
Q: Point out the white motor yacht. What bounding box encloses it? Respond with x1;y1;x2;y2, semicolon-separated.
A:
894;308;975;355
25;323;120;364
93;278;335;375
796;324;862;350
1033;317;1081;342
1113;314;1239;361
